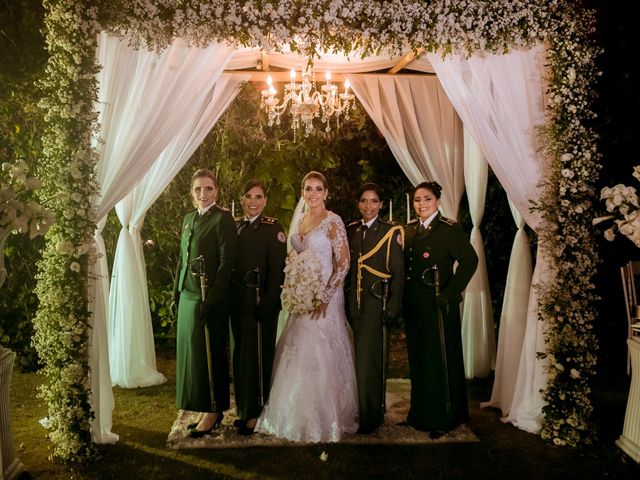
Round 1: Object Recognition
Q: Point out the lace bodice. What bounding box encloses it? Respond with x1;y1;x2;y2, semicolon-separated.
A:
290;211;350;305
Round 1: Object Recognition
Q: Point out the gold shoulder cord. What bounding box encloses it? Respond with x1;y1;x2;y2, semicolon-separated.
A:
356;226;405;308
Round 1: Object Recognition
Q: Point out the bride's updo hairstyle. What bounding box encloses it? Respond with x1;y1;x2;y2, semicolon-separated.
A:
302;171;328;191
412;181;442;199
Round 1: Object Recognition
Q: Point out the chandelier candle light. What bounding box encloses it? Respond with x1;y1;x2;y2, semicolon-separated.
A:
261;68;355;139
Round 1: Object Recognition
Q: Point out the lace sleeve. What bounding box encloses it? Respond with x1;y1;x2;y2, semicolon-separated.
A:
321;213;350;304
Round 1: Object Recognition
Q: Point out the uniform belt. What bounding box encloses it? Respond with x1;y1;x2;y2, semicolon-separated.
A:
356;225;404;308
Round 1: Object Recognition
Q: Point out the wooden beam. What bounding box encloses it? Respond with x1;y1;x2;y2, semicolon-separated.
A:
223;70;346;82
221;70;435;82
388;48;425;74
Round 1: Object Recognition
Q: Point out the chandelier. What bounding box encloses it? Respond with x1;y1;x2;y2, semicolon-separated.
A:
261;69;355;139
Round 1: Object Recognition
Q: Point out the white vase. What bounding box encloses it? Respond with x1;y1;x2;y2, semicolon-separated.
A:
617;337;640;463
0;233;25;479
0;347;24;480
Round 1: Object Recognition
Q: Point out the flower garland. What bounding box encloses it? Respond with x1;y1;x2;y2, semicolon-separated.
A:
34;0;101;461
535;6;601;447
38;0;600;458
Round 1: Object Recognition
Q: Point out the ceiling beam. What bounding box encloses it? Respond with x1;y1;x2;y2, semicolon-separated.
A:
387;47;425;74
221;70;435;82
223;70;347;82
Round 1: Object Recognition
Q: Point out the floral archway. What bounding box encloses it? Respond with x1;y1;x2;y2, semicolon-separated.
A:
35;0;599;460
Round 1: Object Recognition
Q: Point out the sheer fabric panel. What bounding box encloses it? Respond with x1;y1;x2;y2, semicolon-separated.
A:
428;45;550;432
109;75;248;388
461;129;495;379
88;32;234;442
480;202;532;415
348;75;464;218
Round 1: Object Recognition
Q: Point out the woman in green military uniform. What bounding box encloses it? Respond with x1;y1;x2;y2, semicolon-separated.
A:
345;183;404;433
173;169;237;437
231;179;287;435
403;181;477;437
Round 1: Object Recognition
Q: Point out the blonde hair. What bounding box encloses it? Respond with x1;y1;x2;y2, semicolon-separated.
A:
301;171;328;191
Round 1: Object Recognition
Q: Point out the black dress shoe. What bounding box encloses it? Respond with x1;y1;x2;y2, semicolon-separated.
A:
186;422;199;430
233;419;245;428
212;412;224;429
188;425;215;438
429;430;448;439
188;412;224;438
237;425;255;436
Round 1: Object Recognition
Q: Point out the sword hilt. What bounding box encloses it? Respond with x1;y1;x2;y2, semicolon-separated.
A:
189;255;207;301
244;267;261;308
420;265;440;297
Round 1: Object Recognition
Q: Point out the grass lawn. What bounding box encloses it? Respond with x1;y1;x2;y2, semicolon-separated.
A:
8;333;640;479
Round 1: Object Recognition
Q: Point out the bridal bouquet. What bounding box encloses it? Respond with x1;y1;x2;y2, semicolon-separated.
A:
593;165;640;247
281;249;324;315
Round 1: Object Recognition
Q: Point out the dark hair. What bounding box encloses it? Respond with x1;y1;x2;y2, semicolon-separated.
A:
191;168;218;189
357;183;383;201
302;171;328;191
412;181;442;199
242;178;266;196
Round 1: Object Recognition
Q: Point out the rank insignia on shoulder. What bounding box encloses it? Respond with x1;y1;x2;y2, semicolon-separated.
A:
215;204;229;212
277;231;287;243
439;216;457;226
407;219;419;226
347;220;360;228
379;218;394;226
260;216;277;224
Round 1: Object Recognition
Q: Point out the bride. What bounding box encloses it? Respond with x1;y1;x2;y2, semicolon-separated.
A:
255;171;359;442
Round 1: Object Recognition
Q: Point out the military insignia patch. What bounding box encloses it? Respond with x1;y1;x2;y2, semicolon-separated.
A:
277;231;287;243
396;233;403;246
423;252;430;259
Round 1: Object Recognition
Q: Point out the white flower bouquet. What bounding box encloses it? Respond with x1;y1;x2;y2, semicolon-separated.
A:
593;166;640;247
1;160;54;240
281;249;324;315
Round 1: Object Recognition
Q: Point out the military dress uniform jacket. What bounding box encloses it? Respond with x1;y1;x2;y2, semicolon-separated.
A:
345;218;404;320
174;204;237;413
231;214;287;421
403;213;478;432
345;217;404;432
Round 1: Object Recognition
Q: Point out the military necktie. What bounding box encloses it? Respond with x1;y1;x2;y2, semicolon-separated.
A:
237;219;250;234
360;224;368;241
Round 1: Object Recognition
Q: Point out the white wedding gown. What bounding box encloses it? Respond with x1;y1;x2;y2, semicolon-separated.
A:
256;211;359;442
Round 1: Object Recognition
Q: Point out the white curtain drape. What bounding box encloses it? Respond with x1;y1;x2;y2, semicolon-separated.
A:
88;32;235;442
428;45;550;432
109;74;248;388
461;129;495;379
481;200;533;414
348;75;464;218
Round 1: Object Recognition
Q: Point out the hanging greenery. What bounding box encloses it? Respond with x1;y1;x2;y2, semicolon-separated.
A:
36;0;600;460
